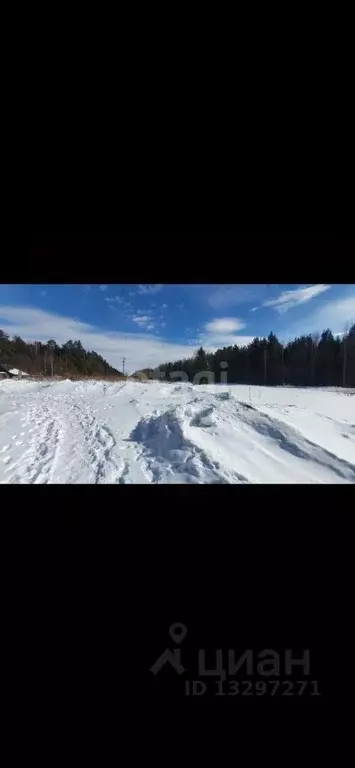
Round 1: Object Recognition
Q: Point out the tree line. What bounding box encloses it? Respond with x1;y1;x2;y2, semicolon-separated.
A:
0;331;123;378
134;324;355;387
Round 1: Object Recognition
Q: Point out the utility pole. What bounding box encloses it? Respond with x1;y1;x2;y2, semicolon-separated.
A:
342;334;347;388
342;324;349;388
122;357;126;376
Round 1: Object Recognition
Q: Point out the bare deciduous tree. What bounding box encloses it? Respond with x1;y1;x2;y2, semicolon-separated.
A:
311;332;320;386
342;323;349;388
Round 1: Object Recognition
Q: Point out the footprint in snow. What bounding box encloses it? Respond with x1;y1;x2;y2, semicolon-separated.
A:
0;445;10;453
2;455;11;464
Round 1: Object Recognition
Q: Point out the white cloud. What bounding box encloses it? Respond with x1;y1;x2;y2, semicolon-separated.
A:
262;284;331;313
207;285;266;310
131;314;156;330
129;308;169;333
250;307;258;312
132;314;150;323
313;295;355;329
40;290;47;297
99;285;108;292
0;305;198;372
105;295;124;304
199;316;253;350
137;284;164;295
281;294;355;339
161;303;168;309
202;334;255;350
205;318;246;333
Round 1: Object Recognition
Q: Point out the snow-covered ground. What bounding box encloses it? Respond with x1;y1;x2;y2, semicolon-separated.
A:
8;368;29;376
0;379;354;484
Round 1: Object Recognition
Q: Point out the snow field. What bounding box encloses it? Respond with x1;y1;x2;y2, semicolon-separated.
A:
0;378;354;484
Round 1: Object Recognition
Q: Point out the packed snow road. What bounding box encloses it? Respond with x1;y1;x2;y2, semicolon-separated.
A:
0;378;355;484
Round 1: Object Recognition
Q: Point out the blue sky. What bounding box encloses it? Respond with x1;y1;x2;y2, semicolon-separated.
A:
0;284;354;373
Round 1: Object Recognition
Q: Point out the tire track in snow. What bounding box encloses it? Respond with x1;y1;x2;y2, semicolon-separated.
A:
2;394;125;484
92;423;120;483
5;404;62;483
60;399;125;483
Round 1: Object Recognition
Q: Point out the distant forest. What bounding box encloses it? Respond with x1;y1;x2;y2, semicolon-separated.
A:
0;331;122;377
134;325;355;387
2;324;355;386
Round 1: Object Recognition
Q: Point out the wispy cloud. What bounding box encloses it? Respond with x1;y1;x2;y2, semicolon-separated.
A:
280;294;355;338
99;285;108;292
105;294;132;309
105;295;124;304
131;314;155;330
262;284;331;313
137;284;164;295
161;303;168;309
207;285;266;311
40;290;47;297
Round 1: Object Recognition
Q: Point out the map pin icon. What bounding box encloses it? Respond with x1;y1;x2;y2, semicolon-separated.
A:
169;623;187;644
